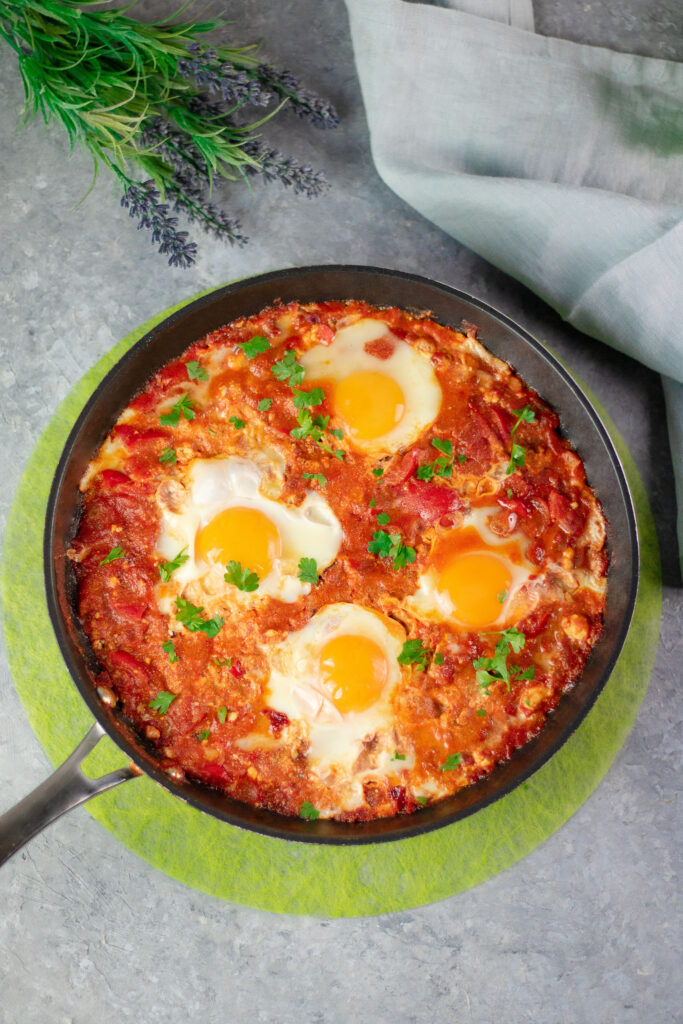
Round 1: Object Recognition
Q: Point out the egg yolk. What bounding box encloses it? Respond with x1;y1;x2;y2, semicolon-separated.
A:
195;506;281;577
438;551;512;628
318;634;389;713
334;371;405;440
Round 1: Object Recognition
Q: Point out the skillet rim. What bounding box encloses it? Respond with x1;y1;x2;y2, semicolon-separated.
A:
43;264;639;845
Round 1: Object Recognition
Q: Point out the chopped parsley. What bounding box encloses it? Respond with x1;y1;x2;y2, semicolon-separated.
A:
99;546;124;565
257;398;273;412
505;404;536;475
497;589;508;604
416;437;453;481
196;729;210;741
271;349;305;386
224;560;260;592
507;488;514;497
297;557;319;584
300;801;320;821
161;641;179;663
434;652;444;665
440;753;462;772
238;335;271;359
149;691;177;715
376;511;390;525
213;657;232;668
367;530;416;571
159;446;177;465
392;751;406;761
160;393;195;427
372;467;384;478
185;360;208;381
457;453;467;463
476;709;487;717
473;627;534;693
290;408;327;442
416;796;428;806
292;387;324;410
159;547;189;583
329;427;344;440
217;705;228;723
368;498;377;508
302;472;326;487
174;597;223;638
229;416;245;429
398;638;431;672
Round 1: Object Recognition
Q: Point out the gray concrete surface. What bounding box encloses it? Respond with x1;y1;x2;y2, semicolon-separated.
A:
0;2;681;1023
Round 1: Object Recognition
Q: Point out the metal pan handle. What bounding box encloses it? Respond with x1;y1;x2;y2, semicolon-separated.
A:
0;722;137;867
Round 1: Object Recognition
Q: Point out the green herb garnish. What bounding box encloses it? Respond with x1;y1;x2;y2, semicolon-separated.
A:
473;627;534;693
505;405;536;475
476;709;487;717
149;691;177;715
99;546;124;565
297;557;319;584
272;350;305;386
416;437;453;481
238;336;270;359
300;801;320;821
159;547;189;583
497;590;508;604
434;652;444;665
368;498;377;508
257;398;273;412
376;511;390;525
160;393;195;427
302;472;326;487
196;729;210;741
162;640;179;663
213;657;232;668
392;751;406;761
159;446;177;464
229;416;245;429
224;560;260;592
174;597;223;638
457;453;467;463
440;753;462;772
185;360;208;381
372;467;384;477
217;706;228;724
397;638;431;671
416;796;428;806
367;530;416;571
292;387;324;410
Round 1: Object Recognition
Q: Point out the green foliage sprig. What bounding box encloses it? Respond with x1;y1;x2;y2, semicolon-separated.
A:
0;0;338;265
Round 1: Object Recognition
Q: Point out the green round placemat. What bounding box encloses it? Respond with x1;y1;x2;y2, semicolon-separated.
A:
0;290;661;918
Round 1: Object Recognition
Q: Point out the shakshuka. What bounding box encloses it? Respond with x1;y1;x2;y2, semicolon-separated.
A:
70;301;608;821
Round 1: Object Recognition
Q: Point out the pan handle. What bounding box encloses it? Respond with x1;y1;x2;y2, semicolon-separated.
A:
0;722;137;867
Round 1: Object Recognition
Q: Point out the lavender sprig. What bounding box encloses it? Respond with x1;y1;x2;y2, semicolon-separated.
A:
178;44;272;107
253;64;339;130
242;140;329;197
167;172;247;246
120;180;198;268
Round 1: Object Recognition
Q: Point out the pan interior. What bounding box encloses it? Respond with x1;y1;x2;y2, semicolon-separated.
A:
44;266;638;845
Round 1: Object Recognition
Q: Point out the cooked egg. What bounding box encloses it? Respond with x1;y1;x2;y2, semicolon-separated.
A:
300;318;442;455
155;458;342;612
263;604;411;809
407;507;537;629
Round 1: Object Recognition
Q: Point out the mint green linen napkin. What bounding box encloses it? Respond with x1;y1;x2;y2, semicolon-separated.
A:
345;0;683;568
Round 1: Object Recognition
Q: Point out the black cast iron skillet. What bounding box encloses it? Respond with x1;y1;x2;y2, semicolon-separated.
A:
0;266;638;864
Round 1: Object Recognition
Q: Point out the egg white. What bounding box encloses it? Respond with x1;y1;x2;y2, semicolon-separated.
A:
299;317;442;456
154;457;342;613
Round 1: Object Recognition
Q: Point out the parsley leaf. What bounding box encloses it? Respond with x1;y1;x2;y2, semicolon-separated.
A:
149;691;176;714
367;530;392;558
99;546;124;565
473;628;532;692
174;597;223;638
217;706;228;723
224;560;260;592
497;589;508;604
300;801;320;821
506;441;527;475
160;393;195;427
367;530;416;571
161;641;179;663
213;657;232;668
372;467;384;477
457;453;467;463
257;398;272;412
398;638;431;671
272;350;305;386
434;652;444;665
292;387;324;410
392;751;406;761
505;405;536;475
476;709;487;717
416;796;428;806
368;498;377;508
376;512;390;525
415;437;454;481
185;360;208;382
302;471;326;487
159;446;177;465
329;427;344;440
229;416;245;429
239;335;271;359
512;405;536;426
297;557;319;584
196;729;210;741
159;547;189;583
440;753;462;772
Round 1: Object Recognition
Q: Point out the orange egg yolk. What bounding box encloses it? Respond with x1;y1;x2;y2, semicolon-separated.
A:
438;551;512;628
318;634;389;713
334;371;405;440
195;506;281;577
